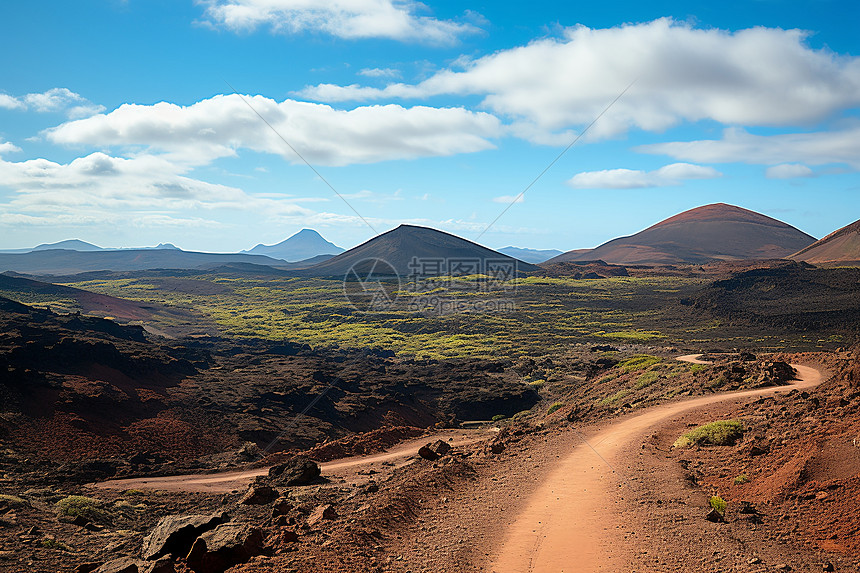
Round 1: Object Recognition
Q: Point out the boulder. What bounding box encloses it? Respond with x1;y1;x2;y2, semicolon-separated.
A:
271;497;293;517
238;485;277;505
418;439;451;460
93;557;174;573
185;523;264;573
490;442;506;455
141;513;226;560
267;456;320;486
705;508;724;523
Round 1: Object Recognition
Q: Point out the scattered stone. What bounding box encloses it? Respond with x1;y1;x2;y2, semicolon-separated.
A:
267;456;320;486
822;563;835;572
74;563;103;573
93;557;142;573
419;439;451;460
141;513;226;560
705;508;724;523
185;523;263;573
306;504;337;527
239;485;277;505
490;442;506;455
271;498;293;517
747;557;761;565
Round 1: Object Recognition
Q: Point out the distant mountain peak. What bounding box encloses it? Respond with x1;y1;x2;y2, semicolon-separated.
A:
244;228;344;262
791;218;860;263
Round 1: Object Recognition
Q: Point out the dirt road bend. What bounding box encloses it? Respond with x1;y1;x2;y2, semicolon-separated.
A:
488;360;822;573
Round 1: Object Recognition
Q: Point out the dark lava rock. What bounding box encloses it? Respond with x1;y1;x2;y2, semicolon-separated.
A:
591;345;619;353
267;455;320;486
418;439;452;460
238;485;277;505
141;513;226;560
271;497;293;517
490;442;506;455
705;508;725;523
185;523;264;573
93;557;175;573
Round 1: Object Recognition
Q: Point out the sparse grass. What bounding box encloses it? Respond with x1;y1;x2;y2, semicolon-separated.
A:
41;538;74;552
634;370;660;389
546;403;564;415
122;489;145;496
55;495;108;523
599;388;631;406
673;420;745;448
733;474;749;485
528;379;546;388
491;414;506;422
0;494;27;508
620;355;662;372
709;495;728;514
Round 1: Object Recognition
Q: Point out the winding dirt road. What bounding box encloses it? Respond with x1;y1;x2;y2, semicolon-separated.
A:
92;429;494;493
488;357;822;573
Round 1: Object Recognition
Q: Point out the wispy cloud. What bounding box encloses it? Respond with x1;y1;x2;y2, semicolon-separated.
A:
199;0;480;44
0;88;104;118
567;163;722;189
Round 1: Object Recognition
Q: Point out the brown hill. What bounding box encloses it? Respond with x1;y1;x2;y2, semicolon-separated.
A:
302;224;539;276
548;203;816;266
790;218;860;264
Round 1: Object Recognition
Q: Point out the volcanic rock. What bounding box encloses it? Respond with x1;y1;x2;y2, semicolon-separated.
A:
267;455;320;486
185;523;264;573
141;513;226;560
238;485;277;505
306;504;337;527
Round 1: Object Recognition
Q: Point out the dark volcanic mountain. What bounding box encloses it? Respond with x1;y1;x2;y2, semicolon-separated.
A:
244;228;344;261
0;249;292;275
302;224;539;276
790;218;860;264
548;203;816;266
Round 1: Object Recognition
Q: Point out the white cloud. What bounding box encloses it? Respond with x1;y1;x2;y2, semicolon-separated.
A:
200;0;479;43
358;67;401;78
47;94;502;166
640;126;860;169
766;163;815;179
298;19;860;141
492;194;524;204
0;141;21;156
567;163;721;189
0;94;25;110
0;88;104;118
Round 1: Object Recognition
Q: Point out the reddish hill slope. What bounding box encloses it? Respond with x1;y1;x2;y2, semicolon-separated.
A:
790;218;860;264
549;203;816;265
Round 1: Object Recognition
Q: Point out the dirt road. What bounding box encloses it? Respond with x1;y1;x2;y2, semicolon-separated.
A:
488;361;822;573
92;429;494;493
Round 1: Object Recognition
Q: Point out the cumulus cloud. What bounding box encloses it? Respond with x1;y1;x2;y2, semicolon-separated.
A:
567;163;721;189
298;19;860;141
0;88;104;118
200;0;479;43
47;94;502;166
639;126;860;169
766;163;816;179
0;141;21;156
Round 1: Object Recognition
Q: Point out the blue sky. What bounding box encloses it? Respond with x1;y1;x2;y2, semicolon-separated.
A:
1;0;858;253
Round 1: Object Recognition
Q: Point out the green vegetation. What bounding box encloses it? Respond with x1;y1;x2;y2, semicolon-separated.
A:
599;388;631;406
709;495;728;514
55;495;108;522
634;370;660;389
0;494;27;508
733;474;749;485
673;420;745;448
41;538;74;552
122;489;145;496
63;274;715;359
528;379;546;388
491;414;507;422
546;402;564;415
619;355;662;372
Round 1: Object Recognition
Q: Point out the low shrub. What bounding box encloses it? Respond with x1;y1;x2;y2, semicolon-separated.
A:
709;495;727;514
546;403;564;415
673;420;744;448
733;474;749;485
55;495;108;523
491;414;506;422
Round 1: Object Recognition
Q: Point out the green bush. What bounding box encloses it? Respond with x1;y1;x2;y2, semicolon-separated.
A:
41;538;74;552
546;402;564;415
634;370;660;389
733;474;749;485
528;379;546;388
620;355;662;372
709;496;727;514
673;420;744;448
0;494;27;509
491;414;506;422
55;495;108;522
